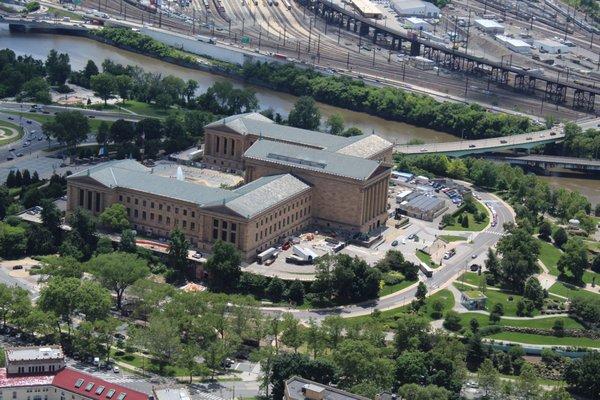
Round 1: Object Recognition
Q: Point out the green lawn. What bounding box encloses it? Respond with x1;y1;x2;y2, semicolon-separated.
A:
121;100;173;118
0;120;23;146
487;331;600;348
537;239;561;276
46;6;83;20
457;272;488;287
379;279;417;297
416;250;438;268
346;289;454;329
454;283;536;317
548;282;600;301
443;200;490;232
458;312;583;330
439;235;467;242
7;112;113;132
111;349;193;377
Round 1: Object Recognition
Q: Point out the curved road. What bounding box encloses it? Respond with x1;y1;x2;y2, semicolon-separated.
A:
269;190;515;321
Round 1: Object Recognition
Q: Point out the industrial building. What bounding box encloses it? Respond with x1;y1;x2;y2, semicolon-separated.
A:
495;35;532;54
405;16;431;31
0;346;149;400
349;0;383;19
473;19;505;34
390;0;440;18
67;113;394;261
285;376;369;400
534;38;570;54
396;194;447;221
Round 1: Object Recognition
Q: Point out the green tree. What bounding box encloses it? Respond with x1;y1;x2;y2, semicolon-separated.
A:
394;314;430;353
287;96;321;130
416;282;427;305
87;252;150;310
203;339;233;379
42;111;90;155
64;207;97;260
114;74;133;103
120;229;137;253
96;121;110;148
90;72;117;105
132;313;181;371
517;363;540;400
523;277;545;308
98;203;130;232
287;280;305;305
40;199;62;245
478;359;499;398
322;315;345;350
325;114;344;135
557;237;588;283
443;311;462;331
37;256;83;280
45;49;71;85
397;384;451;400
95;237;114;254
167;228;190;274
496;226;540;291
305;318;324;358
177;344;205;383
0;222;27;259
266;277;286;303
564;352;600;400
205;240;241;292
553;227;568;249
281;313;303;353
538;221;552;241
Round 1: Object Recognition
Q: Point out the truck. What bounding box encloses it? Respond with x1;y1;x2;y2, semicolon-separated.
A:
257;247;278;264
196;34;217;44
292;245;318;263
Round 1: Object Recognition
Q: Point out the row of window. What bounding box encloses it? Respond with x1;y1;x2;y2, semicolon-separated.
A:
255;205;310;243
119;195;196;218
17;365;56;374
212;218;238;244
126;208;196;231
215;135;236;156
78;189;101;213
255;196;311;229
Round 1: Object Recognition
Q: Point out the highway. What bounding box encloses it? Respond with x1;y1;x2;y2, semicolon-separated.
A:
272;190;515;321
395;117;600;156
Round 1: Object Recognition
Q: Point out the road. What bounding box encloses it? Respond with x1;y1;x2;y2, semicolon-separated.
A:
271;190;514;321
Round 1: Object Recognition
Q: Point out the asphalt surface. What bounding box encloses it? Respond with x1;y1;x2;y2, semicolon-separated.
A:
277;190;515;320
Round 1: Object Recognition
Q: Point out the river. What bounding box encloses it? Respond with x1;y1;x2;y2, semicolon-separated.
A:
0;25;458;145
2;27;599;205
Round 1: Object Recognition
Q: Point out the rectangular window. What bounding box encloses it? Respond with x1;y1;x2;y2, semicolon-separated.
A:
190;222;195;230
126;208;130;217
230;232;236;243
216;136;220;153
95;193;100;212
134;198;138;205
119;195;123;202
221;230;227;241
159;204;163;210
222;221;228;229
213;229;218;240
213;219;219;228
142;211;146;220
142;200;146;207
182;220;187;228
255;233;258;241
151;202;154;209
175;207;179;214
150;213;154;220
231;223;237;232
127;196;131;203
158;215;162;223
134;210;138;218
183;209;187;216
79;189;84;207
87;191;92;210
191;211;195;218
166;217;170;225
167;205;171;212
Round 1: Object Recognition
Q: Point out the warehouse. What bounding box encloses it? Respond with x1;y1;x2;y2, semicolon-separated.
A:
495;35;532;54
534;38;570;54
474;19;504;34
391;0;440;18
397;194;447;221
405;17;431;31
350;0;383;18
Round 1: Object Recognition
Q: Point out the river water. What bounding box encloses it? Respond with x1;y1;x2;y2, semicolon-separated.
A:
0;25;457;145
1;26;599;204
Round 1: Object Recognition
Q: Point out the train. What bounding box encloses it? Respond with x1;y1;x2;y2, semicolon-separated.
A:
212;0;230;22
281;0;291;9
202;0;210;8
125;0;157;13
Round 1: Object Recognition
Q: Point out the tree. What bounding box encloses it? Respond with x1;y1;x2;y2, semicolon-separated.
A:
553;227;568;249
516;363;540;400
443;311;462;331
205;240;241;292
287;280;305;305
557;237;588;283
37;256;83;280
167;228;190;274
394;314;430;353
441;213;454;227
177;344;205;383
0;222;27;259
469;318;480;334
203;339;234;379
87;252;150;310
539;221;552;241
322;316;345;350
342;127;363;137
0;284;30;328
109;119;136;145
90;73;117;105
478;358;499;398
120;229;137;253
184;79;198;104
523;277;545;308
397;384;451;400
305;318;324;358
325;114;344;135
132;313;181;371
96;121;110;148
564;352;600;400
485;248;501;282
281;313;303;352
416;282;427;305
42;111;90;155
114;74;132;103
64;208;97;260
45;50;71;85
496;226;540;291
38;277;111;335
266;277;286;303
84;60;99;81
461;214;470;228
287;96;321;130
26;224;56;255
592;253;600;273
98;203;130;232
40;199;62;244
19;77;51;103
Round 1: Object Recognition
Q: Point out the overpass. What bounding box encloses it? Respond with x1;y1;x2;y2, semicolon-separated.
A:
502;155;600;172
394;124;565;157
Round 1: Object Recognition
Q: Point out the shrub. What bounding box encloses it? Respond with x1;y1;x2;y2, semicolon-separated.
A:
443;311;462;331
383;271;405;286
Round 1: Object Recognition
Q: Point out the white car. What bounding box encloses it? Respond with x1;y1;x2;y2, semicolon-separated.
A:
113;366;120;373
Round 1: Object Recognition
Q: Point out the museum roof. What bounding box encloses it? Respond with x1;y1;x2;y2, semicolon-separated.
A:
243;140;384;181
332;134;393;158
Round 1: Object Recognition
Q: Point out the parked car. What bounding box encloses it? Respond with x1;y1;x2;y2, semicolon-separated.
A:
391;240;398;246
12;265;23;270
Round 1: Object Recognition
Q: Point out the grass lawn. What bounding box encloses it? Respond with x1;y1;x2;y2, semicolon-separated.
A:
46;6;83;20
548;282;600;300
443;200;489;232
416;250;438;268
121;100;173;118
439;235;467;242
454;283;537;317
458;312;583;330
346;289;454;329
487;331;600;348
457;272;488;287
537;239;561;276
582;269;600;285
111;349;192;377
0;120;23;146
7;112;113;132
379;279;417;297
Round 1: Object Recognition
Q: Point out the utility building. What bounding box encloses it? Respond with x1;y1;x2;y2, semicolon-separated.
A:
350;0;383;19
495;35;532;54
405;17;431;31
534;38;570;54
474;19;504;34
390;0;440;18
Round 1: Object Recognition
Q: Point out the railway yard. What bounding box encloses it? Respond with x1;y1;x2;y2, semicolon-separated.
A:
67;0;600;118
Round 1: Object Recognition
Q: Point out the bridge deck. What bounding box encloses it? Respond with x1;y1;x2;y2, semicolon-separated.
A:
506;155;600;167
